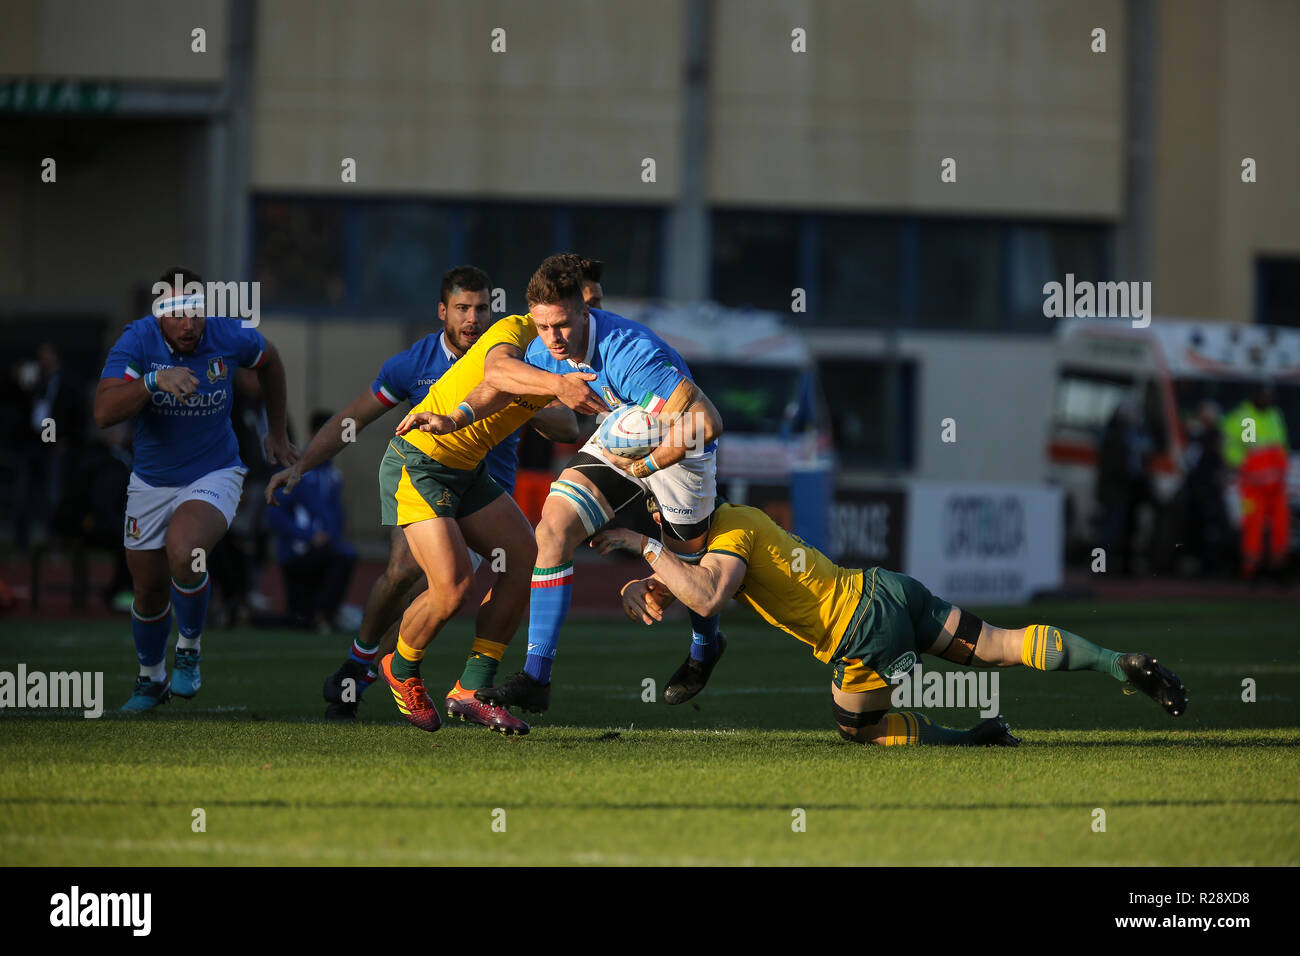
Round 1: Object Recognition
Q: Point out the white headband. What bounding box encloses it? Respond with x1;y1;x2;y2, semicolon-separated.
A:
156;293;205;317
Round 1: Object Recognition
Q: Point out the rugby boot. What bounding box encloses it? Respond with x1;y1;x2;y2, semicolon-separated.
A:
664;632;728;705
474;671;550;714
446;681;530;735
379;653;441;732
1118;653;1188;717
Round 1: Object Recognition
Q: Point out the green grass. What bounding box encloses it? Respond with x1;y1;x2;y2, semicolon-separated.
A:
2;599;1298;865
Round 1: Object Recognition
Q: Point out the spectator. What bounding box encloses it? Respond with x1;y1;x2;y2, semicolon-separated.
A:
1182;400;1230;576
1222;384;1290;581
1095;398;1152;575
11;343;81;551
266;410;357;630
55;420;134;610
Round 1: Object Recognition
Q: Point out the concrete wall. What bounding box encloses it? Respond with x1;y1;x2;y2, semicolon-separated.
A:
708;0;1125;216
251;0;685;200
0;0;227;83
0;120;210;318
1153;0;1300;321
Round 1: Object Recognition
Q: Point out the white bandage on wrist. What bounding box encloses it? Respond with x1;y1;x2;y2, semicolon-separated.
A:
642;537;663;565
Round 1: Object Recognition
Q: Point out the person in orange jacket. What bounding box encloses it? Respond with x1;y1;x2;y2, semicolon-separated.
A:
1222;385;1291;580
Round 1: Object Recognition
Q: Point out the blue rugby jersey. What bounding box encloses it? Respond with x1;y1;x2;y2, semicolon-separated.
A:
524;308;718;455
101;316;266;487
371;330;522;493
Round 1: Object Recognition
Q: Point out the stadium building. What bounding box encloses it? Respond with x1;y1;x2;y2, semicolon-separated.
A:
2;0;1297;562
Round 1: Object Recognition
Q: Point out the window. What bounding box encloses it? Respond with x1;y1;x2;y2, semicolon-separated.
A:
253;197;666;316
914;219;1002;328
1256;257;1300;328
357;204;455;317
570;205;663;298
254;200;347;308
1055;369;1135;433
687;362;805;435
816;358;916;469
816;215;903;325
1008;223;1110;325
712;211;800;312
465;204;557;310
707;210;1113;331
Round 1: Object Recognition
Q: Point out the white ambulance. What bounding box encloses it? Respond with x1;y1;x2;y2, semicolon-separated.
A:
1047;317;1300;553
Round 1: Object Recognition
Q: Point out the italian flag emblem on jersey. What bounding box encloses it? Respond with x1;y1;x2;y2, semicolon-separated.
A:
639;390;667;415
207;356;228;383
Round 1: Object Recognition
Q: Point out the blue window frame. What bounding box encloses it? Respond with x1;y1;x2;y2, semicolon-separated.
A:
253;196;666;318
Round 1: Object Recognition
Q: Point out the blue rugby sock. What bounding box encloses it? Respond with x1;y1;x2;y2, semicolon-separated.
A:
688;611;720;662
524;562;573;684
171;572;211;649
132;601;172;676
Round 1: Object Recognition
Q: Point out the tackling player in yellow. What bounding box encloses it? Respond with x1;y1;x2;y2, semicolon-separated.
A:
377;312;601;733
595;502;1187;744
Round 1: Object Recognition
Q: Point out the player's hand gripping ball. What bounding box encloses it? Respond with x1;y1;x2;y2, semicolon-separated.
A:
596;404;661;459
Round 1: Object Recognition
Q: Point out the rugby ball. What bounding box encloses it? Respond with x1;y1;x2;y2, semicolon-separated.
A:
596;404;661;458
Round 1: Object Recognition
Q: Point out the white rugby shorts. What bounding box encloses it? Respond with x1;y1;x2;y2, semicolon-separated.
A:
578;433;717;532
123;466;247;550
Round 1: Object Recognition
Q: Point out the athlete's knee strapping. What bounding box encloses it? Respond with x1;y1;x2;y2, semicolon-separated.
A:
547;479;613;537
832;702;886;742
951;609;984;665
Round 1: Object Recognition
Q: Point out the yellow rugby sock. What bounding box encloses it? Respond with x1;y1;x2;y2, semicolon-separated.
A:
878;712;973;745
392;635;424;680
1021;625;1124;678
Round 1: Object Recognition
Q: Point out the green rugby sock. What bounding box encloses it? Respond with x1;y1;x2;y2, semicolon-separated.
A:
1021;625;1124;680
391;636;424;681
458;638;507;691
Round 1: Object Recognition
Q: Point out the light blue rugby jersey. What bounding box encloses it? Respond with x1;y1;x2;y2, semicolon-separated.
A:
101;315;266;487
371;330;522;493
524;308;717;455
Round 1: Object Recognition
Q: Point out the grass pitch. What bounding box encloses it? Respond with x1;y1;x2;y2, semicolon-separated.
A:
2;599;1298;865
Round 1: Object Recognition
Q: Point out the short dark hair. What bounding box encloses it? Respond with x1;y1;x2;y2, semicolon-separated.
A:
542;253;602;284
156;266;203;290
310;409;333;433
526;254;587;307
440;265;491;305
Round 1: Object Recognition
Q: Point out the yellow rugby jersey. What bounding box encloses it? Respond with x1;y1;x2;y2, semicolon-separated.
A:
401;314;553;470
706;503;864;662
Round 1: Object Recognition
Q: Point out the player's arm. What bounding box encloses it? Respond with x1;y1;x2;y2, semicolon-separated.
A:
94;367;199;427
254;341;297;466
484;344;609;414
396;343;555;436
94;376;150;428
266;389;388;504
608;380;724;479
529;400;580;442
592;528;744;620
